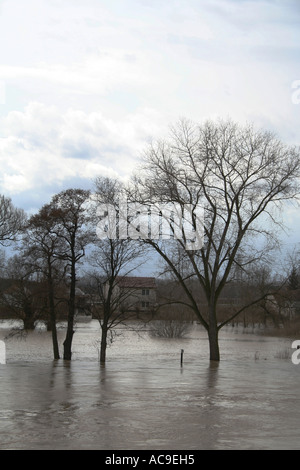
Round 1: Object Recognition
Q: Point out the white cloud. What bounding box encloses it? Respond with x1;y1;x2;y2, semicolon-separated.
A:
0;102;165;198
0;0;299;221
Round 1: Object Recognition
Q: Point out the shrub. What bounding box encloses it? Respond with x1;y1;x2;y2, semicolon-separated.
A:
149;310;193;338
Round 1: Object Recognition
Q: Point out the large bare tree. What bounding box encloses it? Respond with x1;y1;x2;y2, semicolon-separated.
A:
130;118;300;361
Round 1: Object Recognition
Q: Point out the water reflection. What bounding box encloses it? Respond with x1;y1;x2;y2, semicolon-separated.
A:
206;361;219;387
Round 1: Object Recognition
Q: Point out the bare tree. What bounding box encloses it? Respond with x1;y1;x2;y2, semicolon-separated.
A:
0;195;26;245
0;254;45;330
22;204;68;359
88;240;145;363
129;118;300;361
90;176;148;363
48;189;92;360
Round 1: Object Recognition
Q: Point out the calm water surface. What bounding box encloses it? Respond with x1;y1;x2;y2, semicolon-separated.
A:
0;321;299;450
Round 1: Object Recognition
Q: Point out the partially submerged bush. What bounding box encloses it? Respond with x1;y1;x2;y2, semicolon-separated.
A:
149;318;192;339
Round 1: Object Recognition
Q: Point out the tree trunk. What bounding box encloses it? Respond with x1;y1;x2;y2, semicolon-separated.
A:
63;290;75;360
208;302;220;361
23;315;35;330
23;304;35;330
48;268;60;360
51;321;60;360
63;257;76;360
100;324;108;364
208;325;220;361
63;325;74;360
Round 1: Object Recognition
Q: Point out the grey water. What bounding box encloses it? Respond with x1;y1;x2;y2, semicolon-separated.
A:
0;320;299;450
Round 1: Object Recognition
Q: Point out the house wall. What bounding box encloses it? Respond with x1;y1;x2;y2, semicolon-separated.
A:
103;278;157;313
119;287;156;311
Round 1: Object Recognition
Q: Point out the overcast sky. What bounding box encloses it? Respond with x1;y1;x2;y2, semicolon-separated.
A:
0;0;300;254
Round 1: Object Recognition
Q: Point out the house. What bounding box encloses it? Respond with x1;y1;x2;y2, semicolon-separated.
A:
111;276;157;313
74;287;92;321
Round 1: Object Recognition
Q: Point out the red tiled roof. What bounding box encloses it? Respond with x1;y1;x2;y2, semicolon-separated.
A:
116;276;156;289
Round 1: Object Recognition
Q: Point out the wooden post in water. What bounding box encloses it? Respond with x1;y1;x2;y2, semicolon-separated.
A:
180;349;184;367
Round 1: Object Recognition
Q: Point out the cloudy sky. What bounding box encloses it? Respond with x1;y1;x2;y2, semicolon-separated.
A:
0;0;300;252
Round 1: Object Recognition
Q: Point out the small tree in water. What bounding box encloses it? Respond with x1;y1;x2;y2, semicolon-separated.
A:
48;189;91;360
89;177;147;364
23;204;68;359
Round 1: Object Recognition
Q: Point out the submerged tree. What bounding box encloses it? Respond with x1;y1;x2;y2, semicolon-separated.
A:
130;118;300;361
88;239;144;363
90;177;146;363
0;254;45;330
49;189;91;360
23;205;67;359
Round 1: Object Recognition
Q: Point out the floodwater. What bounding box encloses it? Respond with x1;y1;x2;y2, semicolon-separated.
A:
0;320;299;450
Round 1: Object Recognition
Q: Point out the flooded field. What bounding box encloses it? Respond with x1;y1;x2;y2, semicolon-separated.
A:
0;320;299;450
